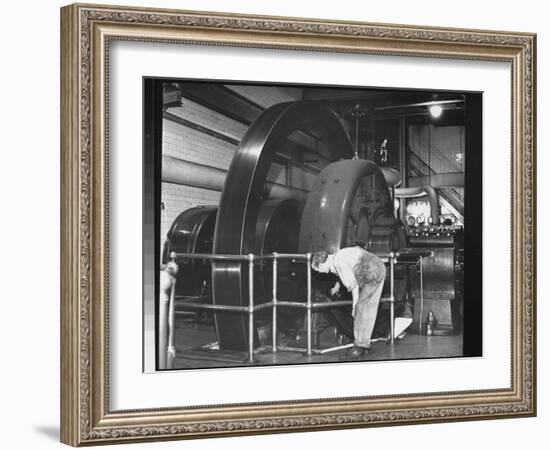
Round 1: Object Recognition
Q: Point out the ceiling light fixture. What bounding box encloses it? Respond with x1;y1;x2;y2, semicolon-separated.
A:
429;104;443;118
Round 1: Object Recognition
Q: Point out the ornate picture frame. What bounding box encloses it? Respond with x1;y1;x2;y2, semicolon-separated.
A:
60;3;536;446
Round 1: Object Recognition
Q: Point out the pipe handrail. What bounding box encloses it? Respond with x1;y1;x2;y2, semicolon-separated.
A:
170;251;399;262
395;249;434;259
165;249;429;362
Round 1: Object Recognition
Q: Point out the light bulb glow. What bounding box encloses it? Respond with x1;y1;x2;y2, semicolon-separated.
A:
429;105;443;118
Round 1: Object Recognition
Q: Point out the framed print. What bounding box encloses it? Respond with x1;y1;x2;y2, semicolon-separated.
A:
60;3;536;446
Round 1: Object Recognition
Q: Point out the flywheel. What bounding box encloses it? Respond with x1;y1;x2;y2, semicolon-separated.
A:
212;101;353;350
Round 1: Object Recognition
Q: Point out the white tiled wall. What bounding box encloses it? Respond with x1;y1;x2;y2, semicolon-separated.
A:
160;85;307;241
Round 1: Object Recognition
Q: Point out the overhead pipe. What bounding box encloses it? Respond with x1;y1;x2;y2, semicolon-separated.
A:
394;185;440;225
162;155;308;201
374;99;464;111
408;172;464;188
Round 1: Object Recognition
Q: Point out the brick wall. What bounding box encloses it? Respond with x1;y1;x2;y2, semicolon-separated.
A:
160;85;307;242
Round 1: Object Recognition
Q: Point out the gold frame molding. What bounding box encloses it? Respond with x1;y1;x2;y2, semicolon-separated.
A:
60;3;536;446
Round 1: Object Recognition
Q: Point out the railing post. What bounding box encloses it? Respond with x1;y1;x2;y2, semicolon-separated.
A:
306;252;312;356
158;259;178;370
419;255;424;335
390;252;395;344
167;266;177;369
248;253;255;363
272;252;278;353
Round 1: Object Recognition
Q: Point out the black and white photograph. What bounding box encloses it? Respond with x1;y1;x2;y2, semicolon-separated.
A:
144;80;482;371
51;1;537;447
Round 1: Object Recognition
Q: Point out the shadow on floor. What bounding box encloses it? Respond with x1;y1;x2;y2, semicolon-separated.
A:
33;425;59;441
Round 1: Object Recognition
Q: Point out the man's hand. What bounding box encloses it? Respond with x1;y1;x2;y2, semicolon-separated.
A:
330;282;340;297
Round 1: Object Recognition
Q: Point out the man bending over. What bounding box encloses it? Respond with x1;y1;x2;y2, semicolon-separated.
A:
311;245;386;360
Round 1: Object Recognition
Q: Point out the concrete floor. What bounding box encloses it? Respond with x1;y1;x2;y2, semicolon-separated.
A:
172;315;463;370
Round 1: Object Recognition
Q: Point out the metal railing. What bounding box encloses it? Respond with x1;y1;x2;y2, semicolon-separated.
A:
162;249;432;366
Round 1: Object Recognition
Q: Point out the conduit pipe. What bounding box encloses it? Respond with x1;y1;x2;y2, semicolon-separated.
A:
394;185;440;225
162;155;308;201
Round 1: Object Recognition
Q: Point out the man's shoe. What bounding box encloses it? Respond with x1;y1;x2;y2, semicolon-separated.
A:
339;345;369;361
